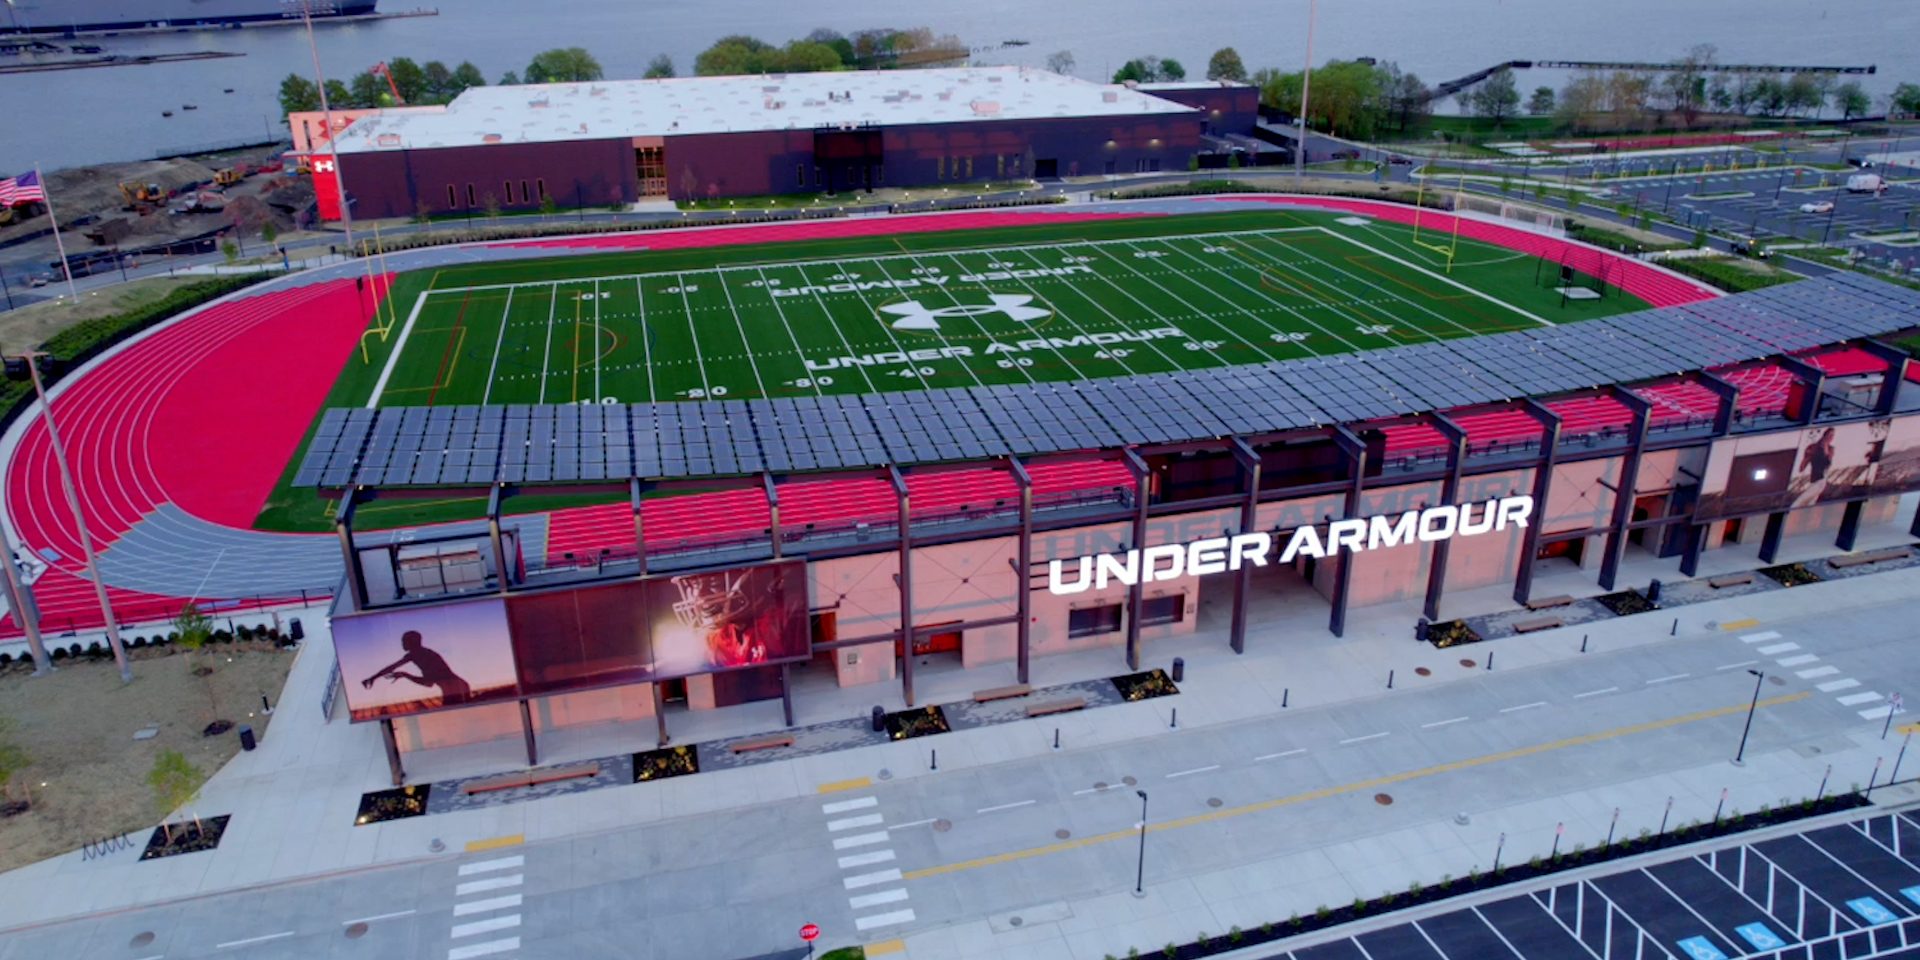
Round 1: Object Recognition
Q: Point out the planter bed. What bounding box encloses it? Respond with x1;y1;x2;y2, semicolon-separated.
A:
354;785;430;826
1425;619;1482;649
1111;669;1181;701
140;814;231;860
1594;589;1657;616
1760;562;1823;587
632;746;700;783
883;705;952;741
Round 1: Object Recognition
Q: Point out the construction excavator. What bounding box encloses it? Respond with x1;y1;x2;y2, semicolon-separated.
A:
370;61;405;106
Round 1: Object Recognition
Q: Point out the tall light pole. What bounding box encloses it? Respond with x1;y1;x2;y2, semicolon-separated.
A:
11;352;129;682
1733;668;1764;765
1292;0;1316;178
0;515;50;674
1132;790;1149;898
301;0;353;250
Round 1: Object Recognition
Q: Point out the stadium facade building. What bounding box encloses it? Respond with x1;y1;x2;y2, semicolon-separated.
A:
305;273;1920;783
291;67;1258;220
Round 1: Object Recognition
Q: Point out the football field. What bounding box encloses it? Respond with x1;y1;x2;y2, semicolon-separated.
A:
360;212;1646;408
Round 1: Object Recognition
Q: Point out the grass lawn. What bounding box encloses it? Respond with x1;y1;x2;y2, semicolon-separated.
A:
256;208;1654;532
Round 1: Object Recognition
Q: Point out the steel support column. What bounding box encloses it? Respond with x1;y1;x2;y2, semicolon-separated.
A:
652;682;669;747
1123;449;1151;670
764;472;782;559
381;718;404;787
519;699;537;766
630;477;647;576
1329;427;1367;638
1598;389;1653;591
1860;339;1911;415
1679;521;1707;577
334;490;369;610
780;663;795;728
891;466;916;706
1758;511;1788;563
1423;414;1468;621
1699;371;1740;436
487;482;510;593
1228;438;1262;654
1836;499;1866;552
1008;456;1034;683
1511;401;1563;607
1779;355;1826;425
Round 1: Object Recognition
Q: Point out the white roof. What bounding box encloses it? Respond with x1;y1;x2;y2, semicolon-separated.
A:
1134;80;1252;91
330;66;1199;154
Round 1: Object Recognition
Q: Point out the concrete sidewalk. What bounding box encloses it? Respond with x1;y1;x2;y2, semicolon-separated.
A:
0;511;1913;944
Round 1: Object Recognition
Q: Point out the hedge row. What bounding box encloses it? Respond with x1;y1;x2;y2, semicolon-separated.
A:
0;623;289;666
1662;255;1796;293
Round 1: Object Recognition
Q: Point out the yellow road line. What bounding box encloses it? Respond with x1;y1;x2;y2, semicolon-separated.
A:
464;834;525;853
818;777;873;794
866;939;906;955
1721;618;1762;631
902;692;1810;881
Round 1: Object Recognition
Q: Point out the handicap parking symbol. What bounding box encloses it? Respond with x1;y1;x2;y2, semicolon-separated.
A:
1847;897;1897;924
1677;936;1729;960
1735;922;1786;950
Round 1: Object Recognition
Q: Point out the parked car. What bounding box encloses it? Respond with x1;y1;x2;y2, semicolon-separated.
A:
1799;200;1835;214
1845;156;1873;168
1386;154;1413;165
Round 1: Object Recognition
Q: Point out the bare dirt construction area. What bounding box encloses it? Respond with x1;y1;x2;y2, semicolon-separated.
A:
0;641;295;872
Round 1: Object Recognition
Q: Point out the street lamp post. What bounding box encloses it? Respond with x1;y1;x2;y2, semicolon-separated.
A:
0;514;50;674
11;351;129;682
1132;790;1149;898
1733;668;1764;765
1292;0;1316;179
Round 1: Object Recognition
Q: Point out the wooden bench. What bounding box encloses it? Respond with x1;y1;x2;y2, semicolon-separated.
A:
1828;547;1910;569
1523;594;1575;611
1708;572;1754;589
1513;616;1564;634
729;734;795;754
462;761;602;796
974;683;1032;703
1025;697;1088;718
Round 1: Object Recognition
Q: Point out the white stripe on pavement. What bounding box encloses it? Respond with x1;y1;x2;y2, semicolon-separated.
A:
1421;717;1470;729
1777;654;1820;667
1818;679;1862;693
342;910;416;925
1645;674;1690;685
828;814;885;832
457;856;524;876
1255;748;1307;760
844;869;904;889
1798;666;1842;679
855;909;917;931
452;895;522;917
1166;765;1220;779
1837;692;1884;706
849;888;912;909
833;831;890;850
1740;631;1782;643
216;932;294;949
450;915;521;939
838;850;897;869
822;796;879;815
1859;705;1896;720
887;818;938;831
1715;661;1759;671
1339;732;1389;745
1757;642;1800;655
1500;702;1548;713
977;800;1037;813
1574;687;1619;699
448;938;520;960
454;875;522;896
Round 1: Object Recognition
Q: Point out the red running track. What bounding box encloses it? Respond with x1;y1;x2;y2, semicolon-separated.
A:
3;276;392;638
494;210;1153;252
1200;195;1719;308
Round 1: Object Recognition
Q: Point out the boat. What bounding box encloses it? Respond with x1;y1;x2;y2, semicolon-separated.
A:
69;43;103;53
0;1;379;36
182;103;197;110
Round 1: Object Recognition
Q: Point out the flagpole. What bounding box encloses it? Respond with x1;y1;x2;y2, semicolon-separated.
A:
35;166;79;303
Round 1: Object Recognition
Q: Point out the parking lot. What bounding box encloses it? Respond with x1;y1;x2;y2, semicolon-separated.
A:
1264;808;1920;960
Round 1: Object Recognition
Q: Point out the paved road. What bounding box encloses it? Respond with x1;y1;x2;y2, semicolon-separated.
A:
4;583;1916;959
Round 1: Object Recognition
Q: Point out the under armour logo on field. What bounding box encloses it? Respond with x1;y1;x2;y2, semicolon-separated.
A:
878;294;1050;331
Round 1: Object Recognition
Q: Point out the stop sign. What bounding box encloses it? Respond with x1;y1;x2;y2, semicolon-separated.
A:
800;923;820;942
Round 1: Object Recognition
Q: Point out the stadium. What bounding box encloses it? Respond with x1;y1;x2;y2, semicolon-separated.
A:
6;193;1920;781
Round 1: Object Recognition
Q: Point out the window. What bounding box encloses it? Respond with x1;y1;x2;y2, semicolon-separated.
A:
445;184;457;209
1149;158;1161;172
1067;604;1123;639
537;178;548;200
504;180;514;204
1140;595;1185;627
466;183;476;206
797;163;807;187
521;180;530;204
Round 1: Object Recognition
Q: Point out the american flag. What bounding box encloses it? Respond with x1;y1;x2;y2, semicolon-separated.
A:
0;171;46;206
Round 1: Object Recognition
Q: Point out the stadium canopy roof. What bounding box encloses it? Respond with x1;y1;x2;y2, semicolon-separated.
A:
297;273;1920;489
328;66;1201;154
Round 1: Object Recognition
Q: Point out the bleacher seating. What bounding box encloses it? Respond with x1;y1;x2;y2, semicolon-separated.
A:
1633;379;1721;429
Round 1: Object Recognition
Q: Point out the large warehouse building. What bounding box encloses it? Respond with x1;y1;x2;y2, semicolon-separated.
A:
296;66;1257;219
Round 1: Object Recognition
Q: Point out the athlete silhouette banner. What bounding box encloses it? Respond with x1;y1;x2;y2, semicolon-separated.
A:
333;599;520;722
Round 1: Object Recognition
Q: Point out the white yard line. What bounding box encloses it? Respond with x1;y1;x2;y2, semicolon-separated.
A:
750;266;825;397
712;268;769;398
592;278;603;401
1154;236;1370;352
366;290;432;408
536;285;557;404
674;272;712;394
1311;226;1552;327
634;277;656;404
480;286;514;407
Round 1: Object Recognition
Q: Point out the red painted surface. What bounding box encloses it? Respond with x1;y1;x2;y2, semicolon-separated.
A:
1199;195;1720;307
1801;346;1886;378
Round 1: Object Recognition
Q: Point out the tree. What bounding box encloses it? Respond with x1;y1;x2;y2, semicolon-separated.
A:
1832;80;1869;120
804;28;855;66
1892;82;1920;118
1527;86;1555;115
1752;76;1788;116
482;192;501;220
1206;47;1247;83
450;61;486;95
1113;56;1166;84
1379;63;1432;133
1662;44;1717;126
497;69;520;86
421;60;454;101
385;56;426;104
1045;50;1075;76
644;54;675;79
695;35;772;76
1784;72;1823;117
221;240;237;264
767;40;843;74
146;750;203;845
277;74;319;116
172;602;228;732
1556;71;1608;131
1468;67;1521;126
260;221;278;247
347;71;386;108
1160;58;1187;81
524;47;602;84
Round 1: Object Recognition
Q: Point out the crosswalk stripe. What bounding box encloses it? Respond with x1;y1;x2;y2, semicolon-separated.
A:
822;796;879;815
453;895;523;917
455;875;523;896
450;915;521;939
838;849;898;869
1777;654;1819;667
844;869;904;889
1818;679;1861;693
1757;642;1800;655
849;888;912;909
833;831;891;850
448;938;520;960
855;909;917;931
828;814;885;832
1837;692;1884;706
1740;631;1782;644
457;856;525;876
1798;666;1841;679
1859;705;1896;720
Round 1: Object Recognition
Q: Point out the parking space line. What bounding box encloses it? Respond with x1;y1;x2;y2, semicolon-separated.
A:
1575;687;1619;699
1166;765;1220;779
1421;717;1471;728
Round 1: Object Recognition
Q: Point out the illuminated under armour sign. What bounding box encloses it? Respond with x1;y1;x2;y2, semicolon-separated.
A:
879;294;1051;331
